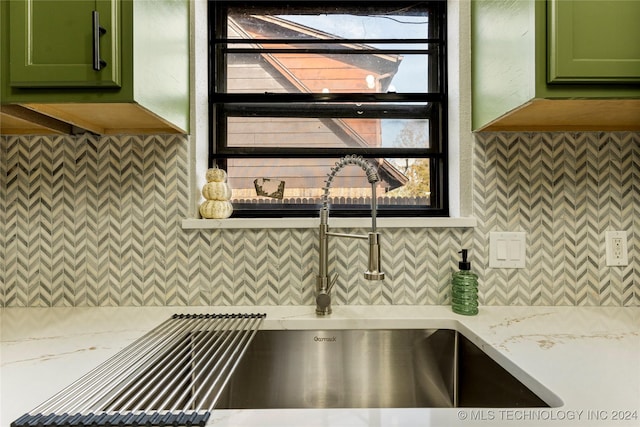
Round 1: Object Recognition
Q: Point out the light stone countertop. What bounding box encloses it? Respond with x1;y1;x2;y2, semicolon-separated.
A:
1;305;639;427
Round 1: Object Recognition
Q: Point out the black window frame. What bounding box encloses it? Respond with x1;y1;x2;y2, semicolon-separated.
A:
208;0;449;218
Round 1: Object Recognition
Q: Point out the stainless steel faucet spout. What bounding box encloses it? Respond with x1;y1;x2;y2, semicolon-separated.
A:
365;232;385;281
315;156;385;316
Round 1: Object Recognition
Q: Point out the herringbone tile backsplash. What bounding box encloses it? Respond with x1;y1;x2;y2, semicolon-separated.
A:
1;132;638;307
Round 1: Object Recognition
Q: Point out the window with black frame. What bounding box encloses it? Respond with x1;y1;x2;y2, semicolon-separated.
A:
209;1;447;217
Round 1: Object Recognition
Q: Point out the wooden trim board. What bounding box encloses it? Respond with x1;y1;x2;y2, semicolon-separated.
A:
478;99;640;132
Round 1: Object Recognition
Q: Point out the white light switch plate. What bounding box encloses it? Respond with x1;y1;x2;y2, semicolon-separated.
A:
490;232;526;268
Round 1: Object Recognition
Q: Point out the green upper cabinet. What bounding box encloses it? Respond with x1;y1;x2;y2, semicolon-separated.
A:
472;0;640;131
548;0;640;83
1;0;189;134
9;0;121;88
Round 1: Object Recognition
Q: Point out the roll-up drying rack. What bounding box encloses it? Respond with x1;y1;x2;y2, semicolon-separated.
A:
12;313;266;427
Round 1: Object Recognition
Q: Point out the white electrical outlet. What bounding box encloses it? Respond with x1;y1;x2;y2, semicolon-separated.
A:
605;231;628;266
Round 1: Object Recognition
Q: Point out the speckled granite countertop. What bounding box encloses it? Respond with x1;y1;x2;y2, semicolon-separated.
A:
2;305;639;426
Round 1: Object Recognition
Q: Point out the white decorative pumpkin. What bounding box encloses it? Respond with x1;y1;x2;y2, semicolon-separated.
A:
199;200;233;219
202;181;232;201
206;167;227;183
201;167;233;219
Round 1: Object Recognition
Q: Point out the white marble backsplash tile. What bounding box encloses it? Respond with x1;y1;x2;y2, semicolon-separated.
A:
0;132;638;307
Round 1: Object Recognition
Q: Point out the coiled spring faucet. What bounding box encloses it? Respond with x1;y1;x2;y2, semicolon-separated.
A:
316;155;385;315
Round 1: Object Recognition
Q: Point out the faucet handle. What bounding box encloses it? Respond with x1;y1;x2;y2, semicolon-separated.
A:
327;274;338;293
316;274;337;315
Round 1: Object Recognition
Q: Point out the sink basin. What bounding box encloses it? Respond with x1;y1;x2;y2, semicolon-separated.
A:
13;319;559;427
210;329;552;409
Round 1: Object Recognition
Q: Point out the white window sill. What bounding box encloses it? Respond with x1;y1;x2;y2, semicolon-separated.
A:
181;217;477;230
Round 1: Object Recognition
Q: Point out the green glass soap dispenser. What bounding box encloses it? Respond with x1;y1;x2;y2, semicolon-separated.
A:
451;249;479;315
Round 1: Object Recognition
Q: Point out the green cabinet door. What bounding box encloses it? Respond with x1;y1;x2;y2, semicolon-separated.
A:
9;0;120;88
548;0;640;83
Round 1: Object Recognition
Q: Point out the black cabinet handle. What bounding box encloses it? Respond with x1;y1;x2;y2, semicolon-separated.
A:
92;10;107;71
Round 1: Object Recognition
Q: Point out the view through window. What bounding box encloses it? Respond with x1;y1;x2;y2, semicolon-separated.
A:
209;1;447;217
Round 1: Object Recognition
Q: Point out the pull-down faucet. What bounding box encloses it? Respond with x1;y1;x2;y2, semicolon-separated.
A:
315;155;385;315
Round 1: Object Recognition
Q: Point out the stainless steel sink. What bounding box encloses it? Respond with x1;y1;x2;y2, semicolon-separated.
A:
211;329;551;409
